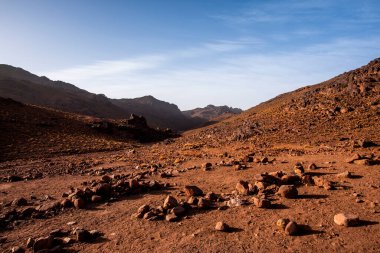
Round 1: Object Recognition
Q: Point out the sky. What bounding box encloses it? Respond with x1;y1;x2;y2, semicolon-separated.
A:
0;0;379;110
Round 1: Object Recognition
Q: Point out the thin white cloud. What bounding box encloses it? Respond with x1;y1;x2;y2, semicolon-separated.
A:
45;55;167;82
41;37;379;110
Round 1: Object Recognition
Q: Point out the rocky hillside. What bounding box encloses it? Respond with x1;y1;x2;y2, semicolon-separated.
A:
0;98;174;161
183;104;242;121
185;58;380;149
0;65;204;131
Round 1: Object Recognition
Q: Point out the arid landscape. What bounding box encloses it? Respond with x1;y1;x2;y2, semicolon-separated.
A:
1;1;380;252
0;58;379;252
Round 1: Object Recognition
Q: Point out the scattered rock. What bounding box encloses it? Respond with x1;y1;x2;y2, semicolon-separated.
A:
236;180;250;195
353;159;370;166
12;198;27;206
33;236;54;252
226;197;245;207
252;197;271;208
334;213;359;226
67;221;77;226
26;238;35;248
165;213;179;222
73;198;85;209
76;229;91;242
184;186;203;197
62;237;74;245
163;196;178;209
285;221;298;235
215;221;229;231
308;163;318;170
202;162;212;171
11;246;25;253
143;211;157;220
277;185;298;198
337;171;353;179
171;206;186;216
187;196;198;205
91;195;102;203
276;218;290;229
136;204;151;218
294;163;304;176
347;154;361;163
197;197;211;209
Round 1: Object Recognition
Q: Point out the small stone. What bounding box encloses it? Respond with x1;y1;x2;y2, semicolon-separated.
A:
89;230;101;239
277;185;298;198
76;229;91;242
91;195;102;203
346;154;361;163
67;221;77;226
61;199;72;208
252;197;271;208
355;198;364;203
136;204;150;218
236;180;250;195
261;157;269;163
187;196;198;205
33;236;54;252
163;196;178;209
12;198;27;206
11;246;25;253
202;162;212;171
301;175;314;185
62;237;74;245
337;171;353;179
50;229;68;237
184;186;203;197
171;206;186;216
143;211;156;220
73;198;85;209
20;207;35;217
353;159;370;166
276;218;290;229
215;221;229;231
205;192;217;200
165;213;179;222
294;163;304;176
197;198;211;209
308;163;318;170
334;213;359;226
284;221;298;235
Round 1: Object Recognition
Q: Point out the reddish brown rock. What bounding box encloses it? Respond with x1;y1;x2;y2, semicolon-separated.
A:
184;185;203;197
163;195;178;209
277;185;298;198
73;198;85;209
334;213;359;226
236;180;250;195
215;221;229;231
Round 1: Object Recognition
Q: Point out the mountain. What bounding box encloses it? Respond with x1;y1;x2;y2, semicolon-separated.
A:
0;64;205;130
187;58;380;148
111;96;206;130
0;64;128;119
183;104;242;121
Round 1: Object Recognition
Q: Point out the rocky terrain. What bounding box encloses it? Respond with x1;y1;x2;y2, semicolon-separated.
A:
0;59;379;253
183;104;242;123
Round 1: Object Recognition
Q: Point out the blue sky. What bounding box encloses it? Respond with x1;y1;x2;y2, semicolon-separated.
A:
1;0;379;110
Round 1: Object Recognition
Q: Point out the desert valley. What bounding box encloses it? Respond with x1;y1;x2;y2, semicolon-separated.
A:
1;1;380;252
0;58;379;252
